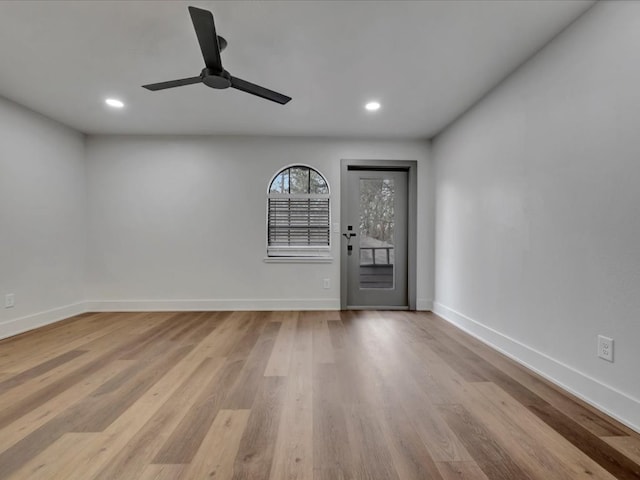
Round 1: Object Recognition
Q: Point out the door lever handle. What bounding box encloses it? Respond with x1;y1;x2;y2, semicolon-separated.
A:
342;233;356;240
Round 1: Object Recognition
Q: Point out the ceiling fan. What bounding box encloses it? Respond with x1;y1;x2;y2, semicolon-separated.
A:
142;6;291;105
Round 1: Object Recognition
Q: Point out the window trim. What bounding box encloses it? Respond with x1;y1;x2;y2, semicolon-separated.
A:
266;164;331;259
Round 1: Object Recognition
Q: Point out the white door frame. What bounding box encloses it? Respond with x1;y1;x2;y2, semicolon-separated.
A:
340;159;417;310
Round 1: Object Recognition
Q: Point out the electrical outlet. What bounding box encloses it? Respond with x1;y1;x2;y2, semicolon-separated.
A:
597;335;614;362
5;293;15;308
323;278;330;289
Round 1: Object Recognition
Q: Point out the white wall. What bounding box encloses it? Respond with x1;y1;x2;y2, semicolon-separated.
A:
433;1;640;431
0;97;86;338
85;136;433;311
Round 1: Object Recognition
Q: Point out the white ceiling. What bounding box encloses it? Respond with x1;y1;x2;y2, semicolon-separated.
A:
0;0;594;138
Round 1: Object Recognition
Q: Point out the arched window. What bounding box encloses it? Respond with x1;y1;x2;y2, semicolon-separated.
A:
267;165;331;257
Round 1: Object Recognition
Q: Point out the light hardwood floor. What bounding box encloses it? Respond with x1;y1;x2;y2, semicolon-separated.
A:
0;310;639;479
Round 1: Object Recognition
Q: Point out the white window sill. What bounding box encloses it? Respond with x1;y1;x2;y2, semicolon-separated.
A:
263;256;334;264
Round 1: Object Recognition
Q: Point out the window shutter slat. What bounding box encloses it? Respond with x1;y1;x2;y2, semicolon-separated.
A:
268;197;330;247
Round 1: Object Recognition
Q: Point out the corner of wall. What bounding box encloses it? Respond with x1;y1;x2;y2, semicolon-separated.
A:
433;302;640;434
0;302;88;341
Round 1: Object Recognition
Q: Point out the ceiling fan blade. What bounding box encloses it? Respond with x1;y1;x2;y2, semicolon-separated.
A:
188;6;223;72
230;76;291;105
142;77;202;91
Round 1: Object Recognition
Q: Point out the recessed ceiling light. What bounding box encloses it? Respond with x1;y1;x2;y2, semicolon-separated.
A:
105;98;125;108
365;101;381;112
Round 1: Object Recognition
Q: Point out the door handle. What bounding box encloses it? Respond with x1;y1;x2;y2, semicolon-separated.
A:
343;232;356;256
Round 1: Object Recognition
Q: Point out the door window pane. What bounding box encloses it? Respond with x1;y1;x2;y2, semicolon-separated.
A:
358;178;394;289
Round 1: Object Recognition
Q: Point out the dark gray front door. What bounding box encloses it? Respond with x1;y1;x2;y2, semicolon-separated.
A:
344;169;408;308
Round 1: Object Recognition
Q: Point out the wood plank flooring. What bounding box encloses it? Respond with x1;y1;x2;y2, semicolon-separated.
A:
0;310;639;479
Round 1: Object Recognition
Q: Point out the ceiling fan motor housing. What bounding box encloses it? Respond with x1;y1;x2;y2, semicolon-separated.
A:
217;35;227;52
201;68;231;89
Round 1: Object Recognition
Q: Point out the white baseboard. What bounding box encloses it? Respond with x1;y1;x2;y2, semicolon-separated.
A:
85;298;341;312
416;298;433;311
0;302;88;341
432;302;640;434
0;298;341;341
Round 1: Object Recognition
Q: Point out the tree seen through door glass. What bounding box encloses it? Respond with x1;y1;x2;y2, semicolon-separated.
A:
359;178;395;288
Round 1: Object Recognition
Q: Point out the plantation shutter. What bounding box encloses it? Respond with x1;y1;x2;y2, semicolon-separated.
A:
267;165;330;257
268;197;330;246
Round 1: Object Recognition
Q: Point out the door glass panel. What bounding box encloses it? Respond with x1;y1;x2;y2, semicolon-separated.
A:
359;178;394;289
